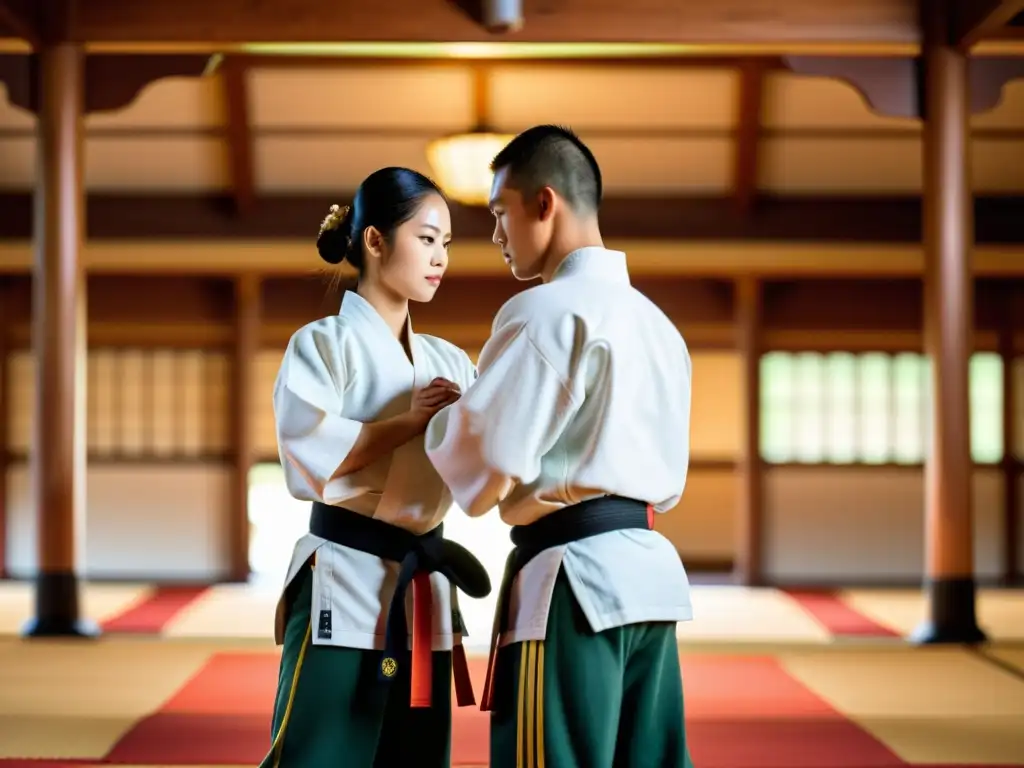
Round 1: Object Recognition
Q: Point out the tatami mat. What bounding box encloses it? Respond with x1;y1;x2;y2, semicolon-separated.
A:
1;637;1022;766
0;638;213;759
678;586;834;643
162;583;277;640
781;648;1024;764
2;581;1023;649
0;582;151;635
985;647;1024;676
841;589;1024;640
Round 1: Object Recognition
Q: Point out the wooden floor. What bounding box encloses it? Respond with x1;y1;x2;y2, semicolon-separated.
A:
0;580;1023;767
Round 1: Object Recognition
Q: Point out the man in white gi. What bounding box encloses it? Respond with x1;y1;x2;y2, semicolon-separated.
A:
425;124;696;767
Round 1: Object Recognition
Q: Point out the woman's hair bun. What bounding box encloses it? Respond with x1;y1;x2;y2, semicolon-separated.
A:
316;204;353;265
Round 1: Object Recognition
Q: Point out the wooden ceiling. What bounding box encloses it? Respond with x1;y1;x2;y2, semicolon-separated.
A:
0;0;1023;49
1;59;1023;222
0;0;1023;273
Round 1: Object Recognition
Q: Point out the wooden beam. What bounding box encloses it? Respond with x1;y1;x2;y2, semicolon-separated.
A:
783;55;1024;118
471;64;489;128
68;0;923;46
240;53;789;71
1;193;1023;244
0;280;8;578
733;59;766;215
913;0;985;645
25;38;94;637
0;0;38;48
228;273;260;582
955;0;1024;49
734;277;763;586
0;52;212;114
220;56;255;216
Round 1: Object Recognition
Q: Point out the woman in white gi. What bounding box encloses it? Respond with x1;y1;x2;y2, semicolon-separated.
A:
259;167;489;768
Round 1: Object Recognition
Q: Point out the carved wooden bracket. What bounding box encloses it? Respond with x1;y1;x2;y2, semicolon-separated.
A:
0;52;213;116
783;55;1024;119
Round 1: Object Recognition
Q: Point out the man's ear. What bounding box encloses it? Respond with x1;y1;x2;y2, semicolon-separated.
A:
537;186;557;221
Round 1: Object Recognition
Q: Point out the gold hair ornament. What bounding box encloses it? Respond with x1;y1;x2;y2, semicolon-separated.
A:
318;204;350;238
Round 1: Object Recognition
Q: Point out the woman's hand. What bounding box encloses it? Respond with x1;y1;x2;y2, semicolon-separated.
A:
406;378;462;431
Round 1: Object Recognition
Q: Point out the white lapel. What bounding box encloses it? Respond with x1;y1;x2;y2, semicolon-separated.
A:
373;305;445;525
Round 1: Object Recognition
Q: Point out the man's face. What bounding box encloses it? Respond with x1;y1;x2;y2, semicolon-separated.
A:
488;166;549;281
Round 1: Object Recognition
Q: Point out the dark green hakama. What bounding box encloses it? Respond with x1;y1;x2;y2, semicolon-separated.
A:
259;563;453;768
489;569;695;768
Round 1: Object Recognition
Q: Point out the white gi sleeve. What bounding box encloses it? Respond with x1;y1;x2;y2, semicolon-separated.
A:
425;323;579;517
273;325;364;505
456;348;479;391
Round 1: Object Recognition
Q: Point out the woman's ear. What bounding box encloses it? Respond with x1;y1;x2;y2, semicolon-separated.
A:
363;226;386;261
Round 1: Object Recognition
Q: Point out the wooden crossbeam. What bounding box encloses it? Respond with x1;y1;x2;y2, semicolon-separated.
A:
732;59;766;216
220;56;255;216
954;0;1024;48
0;0;37;48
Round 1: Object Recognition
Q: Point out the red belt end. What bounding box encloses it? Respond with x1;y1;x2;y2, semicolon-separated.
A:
452;643;476;707
409;573;433;708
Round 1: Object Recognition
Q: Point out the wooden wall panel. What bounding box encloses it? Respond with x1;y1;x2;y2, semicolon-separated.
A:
1016;358;1024;459
7;348;231;460
253;349;282;460
5;351;31;453
87;275;234;324
248;66;475;131
260;276;736;334
5;463;231;580
178;350;207;456
764;279;923;331
763;467;1005;583
489;67;738;131
151;350;178;456
690;352;742;460
1;275;30;325
260;275;344;326
203;353;230;454
119;350;148;454
762;278;1017;334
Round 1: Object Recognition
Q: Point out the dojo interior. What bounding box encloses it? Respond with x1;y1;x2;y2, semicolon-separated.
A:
2;2;1024;767
4;64;1024;588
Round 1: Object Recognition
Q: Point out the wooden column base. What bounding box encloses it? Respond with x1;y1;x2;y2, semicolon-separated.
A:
21;571;100;638
910;577;987;645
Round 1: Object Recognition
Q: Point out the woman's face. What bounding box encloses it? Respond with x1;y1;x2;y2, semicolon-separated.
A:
367;193;452;303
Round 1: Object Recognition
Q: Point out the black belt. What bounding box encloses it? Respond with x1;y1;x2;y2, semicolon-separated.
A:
309;502;491;691
480;495;652;710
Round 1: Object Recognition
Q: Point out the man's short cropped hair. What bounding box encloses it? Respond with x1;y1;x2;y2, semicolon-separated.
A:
490;124;602;214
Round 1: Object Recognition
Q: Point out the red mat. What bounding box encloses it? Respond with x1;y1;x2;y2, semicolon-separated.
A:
683;656;899;767
786;590;900;638
102;652;903;767
100;586;208;634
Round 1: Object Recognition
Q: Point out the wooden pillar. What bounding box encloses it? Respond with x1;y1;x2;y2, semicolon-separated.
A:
1000;287;1019;585
23;42;96;637
735;277;763;585
912;0;985;644
0;282;8;580
229;274;260;582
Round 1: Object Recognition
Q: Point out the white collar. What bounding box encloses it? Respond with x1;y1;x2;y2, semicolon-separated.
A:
550;247;630;285
338;290;414;342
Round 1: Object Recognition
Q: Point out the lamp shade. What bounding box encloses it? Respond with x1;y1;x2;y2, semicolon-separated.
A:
426;132;513;206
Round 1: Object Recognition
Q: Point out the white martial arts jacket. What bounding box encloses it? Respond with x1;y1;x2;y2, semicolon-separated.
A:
272;290;477;650
426;247;695;647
